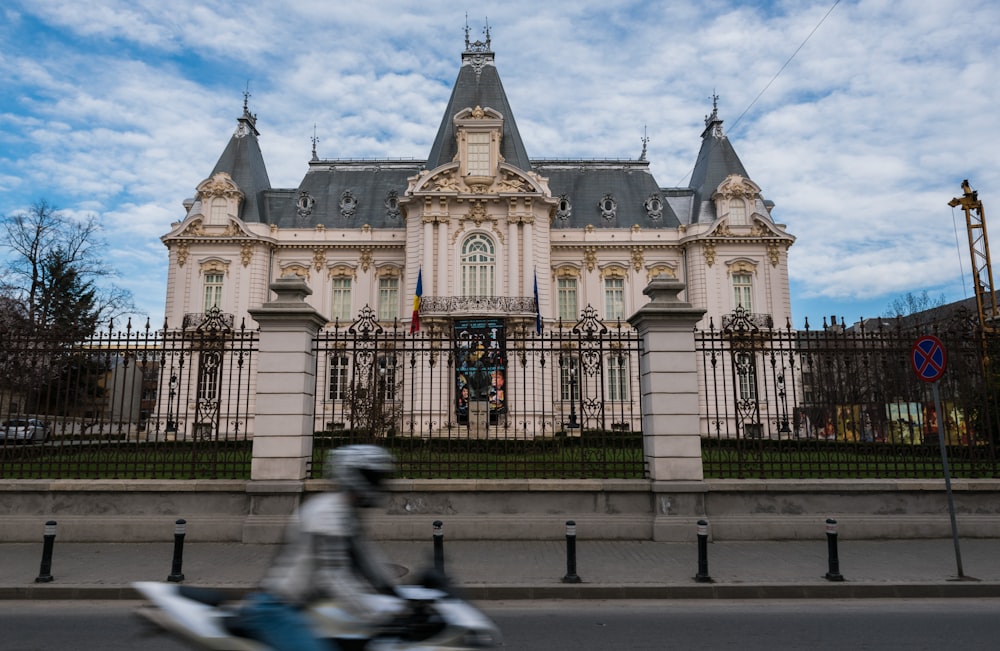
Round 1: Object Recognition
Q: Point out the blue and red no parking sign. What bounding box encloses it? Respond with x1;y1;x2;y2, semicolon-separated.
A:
911;335;947;383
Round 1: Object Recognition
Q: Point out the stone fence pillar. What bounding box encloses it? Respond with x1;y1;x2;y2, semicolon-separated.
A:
248;278;328;481
627;277;707;481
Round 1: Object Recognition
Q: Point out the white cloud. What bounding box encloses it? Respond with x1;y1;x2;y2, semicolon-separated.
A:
2;0;999;329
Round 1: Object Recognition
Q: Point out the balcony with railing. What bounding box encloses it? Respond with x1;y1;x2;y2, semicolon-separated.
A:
419;296;538;317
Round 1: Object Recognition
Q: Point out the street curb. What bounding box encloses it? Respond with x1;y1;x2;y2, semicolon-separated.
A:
4;582;1000;601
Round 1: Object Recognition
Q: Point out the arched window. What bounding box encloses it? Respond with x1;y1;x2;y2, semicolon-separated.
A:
461;233;495;297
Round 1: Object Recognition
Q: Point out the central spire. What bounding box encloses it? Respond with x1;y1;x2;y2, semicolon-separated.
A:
425;23;531;172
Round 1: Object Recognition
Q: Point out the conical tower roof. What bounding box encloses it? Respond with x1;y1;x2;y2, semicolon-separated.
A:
210;97;271;223
688;99;751;224
426;30;531;171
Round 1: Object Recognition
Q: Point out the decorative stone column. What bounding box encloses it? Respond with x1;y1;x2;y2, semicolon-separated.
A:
248;277;328;481
627;277;706;481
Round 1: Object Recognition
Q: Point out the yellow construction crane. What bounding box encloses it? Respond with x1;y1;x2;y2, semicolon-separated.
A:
949;180;998;332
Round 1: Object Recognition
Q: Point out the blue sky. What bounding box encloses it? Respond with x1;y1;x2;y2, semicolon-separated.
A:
2;0;998;329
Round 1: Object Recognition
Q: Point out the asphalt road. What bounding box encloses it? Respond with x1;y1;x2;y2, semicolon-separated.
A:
3;599;999;650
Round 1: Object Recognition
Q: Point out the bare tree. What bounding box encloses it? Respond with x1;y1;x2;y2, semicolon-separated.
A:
1;200;135;329
881;290;946;320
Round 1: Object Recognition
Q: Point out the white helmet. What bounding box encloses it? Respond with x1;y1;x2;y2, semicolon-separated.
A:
326;445;395;506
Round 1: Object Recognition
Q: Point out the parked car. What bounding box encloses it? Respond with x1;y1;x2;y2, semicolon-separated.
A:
0;418;49;443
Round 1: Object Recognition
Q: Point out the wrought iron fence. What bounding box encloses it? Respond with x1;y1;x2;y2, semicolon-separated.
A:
311;306;645;479
0;311;258;479
697;307;1000;478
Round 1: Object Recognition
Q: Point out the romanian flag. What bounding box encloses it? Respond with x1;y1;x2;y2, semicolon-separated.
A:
410;268;423;333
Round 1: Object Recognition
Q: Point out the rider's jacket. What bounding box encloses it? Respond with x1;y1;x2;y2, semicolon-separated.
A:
260;492;398;621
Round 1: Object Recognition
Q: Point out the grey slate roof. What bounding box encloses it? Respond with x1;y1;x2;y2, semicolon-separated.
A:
210;109;271;223
426;49;531;172
265;161;421;229
687;110;752;224
204;47;763;233
535;161;682;229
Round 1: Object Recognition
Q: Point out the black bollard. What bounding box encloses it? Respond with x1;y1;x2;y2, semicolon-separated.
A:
824;518;844;582
35;520;57;583
694;519;713;583
561;520;581;583
432;520;445;574
167;519;187;582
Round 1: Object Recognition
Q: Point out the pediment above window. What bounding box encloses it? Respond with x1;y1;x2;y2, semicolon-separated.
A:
713;174;761;200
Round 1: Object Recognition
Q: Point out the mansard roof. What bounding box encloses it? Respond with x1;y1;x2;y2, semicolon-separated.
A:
535;160;682;229
263;160;421;229
426;41;531;172
210;100;271;223
198;44;771;233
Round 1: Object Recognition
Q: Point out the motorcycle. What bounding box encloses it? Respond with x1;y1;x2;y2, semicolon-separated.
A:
133;577;502;650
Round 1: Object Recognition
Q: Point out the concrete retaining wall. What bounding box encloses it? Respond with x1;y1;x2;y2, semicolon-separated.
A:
3;478;1000;543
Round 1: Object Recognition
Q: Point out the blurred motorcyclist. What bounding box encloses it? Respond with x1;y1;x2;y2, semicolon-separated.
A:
238;444;401;651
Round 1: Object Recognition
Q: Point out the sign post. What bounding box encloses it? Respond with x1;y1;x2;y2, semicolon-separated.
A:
911;335;965;578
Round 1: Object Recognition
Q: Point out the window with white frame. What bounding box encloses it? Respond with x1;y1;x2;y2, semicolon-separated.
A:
328;354;350;401
378;276;399;322
203;272;224;312
559;354;580;401
208;197;227;225
603;276;625;320
606;353;629;401
461;233;495;297
735;352;757;401
557;277;578;322
378;355;397;402
732;271;753;311
466;132;491;176
729;198;747;225
331;277;352;321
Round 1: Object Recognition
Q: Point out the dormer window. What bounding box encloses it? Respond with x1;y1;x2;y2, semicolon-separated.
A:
455;106;503;182
729;199;747;225
466;132;491;176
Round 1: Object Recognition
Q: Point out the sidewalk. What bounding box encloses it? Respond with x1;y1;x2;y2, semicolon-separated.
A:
1;538;999;600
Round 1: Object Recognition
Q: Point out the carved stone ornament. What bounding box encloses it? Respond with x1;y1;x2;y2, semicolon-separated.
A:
175;241;190;267
297;191;315;222
768;241;782;267
384;190;401;219
340;190;358;219
714;174;761;201
181;220;206;236
240;241;253;266
471;105;486;119
465;201;490;225
197;172;243;202
429;171;461;192
555;194;572;221
584;247;598;272
599;194;617;221
281;264;310;279
313;248;326;271
703;241;716;267
359;247;374;272
644;193;664;221
647;265;677;281
631;247;644;271
497;171;529;193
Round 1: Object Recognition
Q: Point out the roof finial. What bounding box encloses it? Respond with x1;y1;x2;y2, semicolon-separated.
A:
640;125;649;161
236;81;259;138
465;13;470;50
311;124;319;161
703;91;724;138
484;17;491;50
